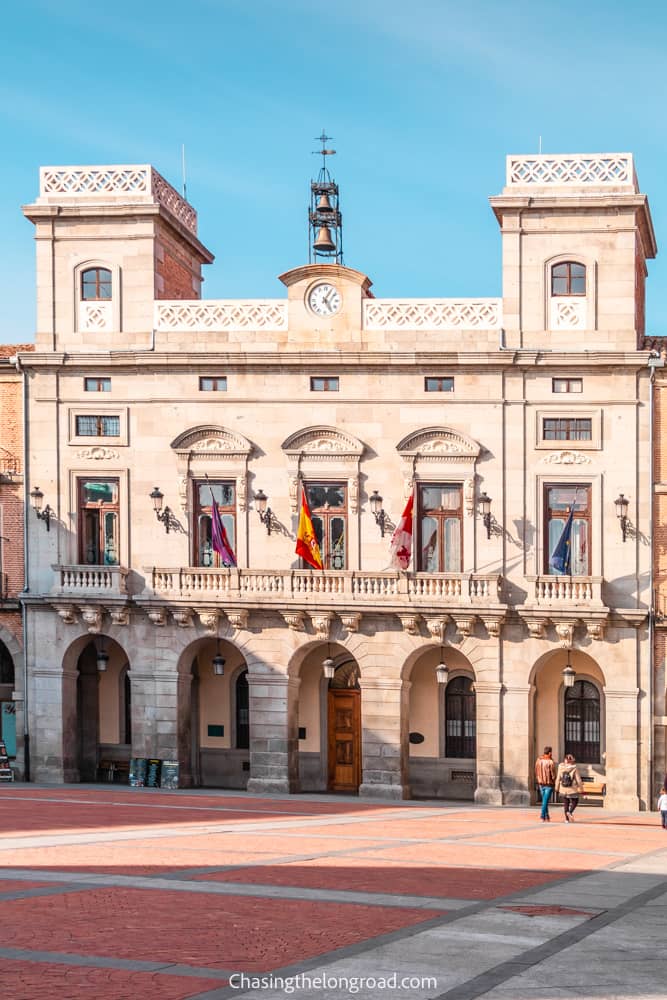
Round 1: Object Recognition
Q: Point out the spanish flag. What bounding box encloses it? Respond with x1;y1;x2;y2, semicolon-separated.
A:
295;486;323;569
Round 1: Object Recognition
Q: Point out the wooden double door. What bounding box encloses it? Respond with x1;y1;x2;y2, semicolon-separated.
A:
327;689;361;793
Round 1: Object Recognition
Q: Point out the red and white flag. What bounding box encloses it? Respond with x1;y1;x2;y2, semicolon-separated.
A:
389;491;414;570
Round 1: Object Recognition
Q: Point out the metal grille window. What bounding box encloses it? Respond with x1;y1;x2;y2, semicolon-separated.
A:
75;415;120;437
84;377;111;392
310;377;339;392
81;267;112;301
543;418;591;441
445;677;476;759
552;378;583;394
425;377;454;392
551;262;586;296
199;377;227;392
564;680;600;763
236;670;249;749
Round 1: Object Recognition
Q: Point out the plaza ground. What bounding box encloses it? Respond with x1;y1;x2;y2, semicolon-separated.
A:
0;787;664;999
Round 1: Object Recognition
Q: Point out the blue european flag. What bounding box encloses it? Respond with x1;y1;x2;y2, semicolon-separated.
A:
549;504;575;575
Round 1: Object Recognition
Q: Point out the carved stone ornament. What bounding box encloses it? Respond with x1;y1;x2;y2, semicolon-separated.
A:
348;476;359;515
404;476;414;501
396;427;481;463
464;477;476;516
178;477;188;513
555;622;576;648
523;616;548;639
146;607;167;626
79;606;102;634
237;473;248;513
282;426;365;460
398;614;421;635
172;608;193;628
453;616;477;641
108;607;129;626
52;603;77;625
289;476;299;513
198;609;219;633
282;611;305;631
310;612;333;640
425;617;449;642
587;621;605;641
481;616;503;639
225;609;249;631
340;612;362;633
75;447;120;460
541;450;591;466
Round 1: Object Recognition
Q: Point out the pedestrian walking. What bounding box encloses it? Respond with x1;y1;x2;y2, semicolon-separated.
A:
658;787;667;829
555;753;583;822
534;746;556;822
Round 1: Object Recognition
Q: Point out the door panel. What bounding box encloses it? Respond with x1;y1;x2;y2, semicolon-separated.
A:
327;689;361;792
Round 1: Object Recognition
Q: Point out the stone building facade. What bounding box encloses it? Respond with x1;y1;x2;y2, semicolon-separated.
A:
17;155;656;807
0;343;32;773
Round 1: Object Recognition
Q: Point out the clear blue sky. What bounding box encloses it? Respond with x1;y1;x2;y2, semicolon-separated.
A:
2;0;667;343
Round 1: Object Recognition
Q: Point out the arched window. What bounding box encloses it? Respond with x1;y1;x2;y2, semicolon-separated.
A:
236;670;249;749
0;642;14;686
81;267;112;301
551;262;586;296
564;680;600;763
445;676;476;759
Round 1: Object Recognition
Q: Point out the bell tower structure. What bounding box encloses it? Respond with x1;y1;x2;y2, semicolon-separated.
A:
309;131;343;264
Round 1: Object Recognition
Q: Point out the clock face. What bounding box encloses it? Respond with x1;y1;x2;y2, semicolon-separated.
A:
308;283;341;317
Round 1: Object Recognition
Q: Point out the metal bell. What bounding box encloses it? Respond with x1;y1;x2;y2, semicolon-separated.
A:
316;192;333;213
313;226;335;251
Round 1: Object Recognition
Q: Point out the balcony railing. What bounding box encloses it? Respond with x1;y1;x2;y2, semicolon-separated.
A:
362;298;502;330
506;154;637;191
527;576;604;608
145;568;502;606
52;565;129;598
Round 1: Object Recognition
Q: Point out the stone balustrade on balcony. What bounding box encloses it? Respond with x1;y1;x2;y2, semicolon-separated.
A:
527;575;605;608
51;565;129;598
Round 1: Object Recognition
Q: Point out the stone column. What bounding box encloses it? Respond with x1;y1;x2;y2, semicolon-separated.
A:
27;663;73;783
246;674;300;795
359;677;408;800
501;684;533;806
473;681;503;805
604;687;641;810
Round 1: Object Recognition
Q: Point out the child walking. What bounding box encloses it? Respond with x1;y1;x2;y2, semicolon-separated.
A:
658;787;667;829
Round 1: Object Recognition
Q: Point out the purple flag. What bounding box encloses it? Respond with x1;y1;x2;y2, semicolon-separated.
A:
211;498;237;567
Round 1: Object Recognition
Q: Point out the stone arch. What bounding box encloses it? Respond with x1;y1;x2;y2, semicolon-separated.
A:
281;426;366;523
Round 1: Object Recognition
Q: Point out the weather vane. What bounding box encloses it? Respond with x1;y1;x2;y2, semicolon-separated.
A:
313;130;336;171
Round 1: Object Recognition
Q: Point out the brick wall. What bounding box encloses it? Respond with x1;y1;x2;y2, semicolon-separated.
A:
155;226;203;300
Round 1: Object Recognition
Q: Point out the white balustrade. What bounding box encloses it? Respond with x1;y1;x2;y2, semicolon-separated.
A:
507;154;636;190
530;576;603;606
363;298;502;330
39;165;197;234
53;565;128;596
155;300;288;332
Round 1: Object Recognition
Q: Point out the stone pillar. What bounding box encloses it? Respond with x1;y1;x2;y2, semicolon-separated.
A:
501;684;533;806
604;687;641;810
246;674;300;795
359;677;408;800
473;681;503;805
29;665;72;783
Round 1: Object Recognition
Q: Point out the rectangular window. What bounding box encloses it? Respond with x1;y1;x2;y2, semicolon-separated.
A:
194;481;236;567
75;415;120;437
425;377;454;393
545;484;591;576
305;482;347;570
418;483;463;572
84;377;112;392
543;418;591;441
78;479;119;566
310;377;339;392
199;377;227;392
552;378;583;394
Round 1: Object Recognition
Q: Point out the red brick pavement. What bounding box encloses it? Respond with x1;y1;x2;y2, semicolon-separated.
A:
1;887;443;972
0;960;223;1000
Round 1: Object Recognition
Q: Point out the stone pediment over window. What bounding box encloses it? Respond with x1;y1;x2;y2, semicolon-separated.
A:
397;427;482;463
171;425;254;460
282;426;365;460
170;425;254;513
282;426;365;514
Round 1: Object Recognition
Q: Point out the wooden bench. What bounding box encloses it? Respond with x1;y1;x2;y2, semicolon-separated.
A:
580;780;606;800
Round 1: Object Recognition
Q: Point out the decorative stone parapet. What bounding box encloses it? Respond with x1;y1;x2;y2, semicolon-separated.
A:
155;300;287;332
38;165;198;234
506;153;637;191
526;575;604;608
363;298;502;330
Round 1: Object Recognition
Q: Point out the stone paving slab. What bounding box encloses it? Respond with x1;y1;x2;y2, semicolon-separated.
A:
0;786;666;1000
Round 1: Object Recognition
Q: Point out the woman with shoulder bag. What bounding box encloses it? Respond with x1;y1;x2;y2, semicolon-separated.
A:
555;753;583;822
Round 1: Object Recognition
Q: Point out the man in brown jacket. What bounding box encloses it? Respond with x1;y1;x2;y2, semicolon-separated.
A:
535;746;557;821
